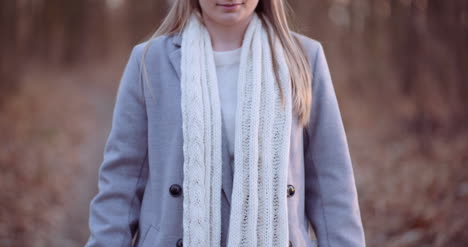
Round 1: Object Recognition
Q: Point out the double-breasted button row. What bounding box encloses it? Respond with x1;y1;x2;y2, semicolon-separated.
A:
173;181;294;198
169;184;182;197
287;184;295;197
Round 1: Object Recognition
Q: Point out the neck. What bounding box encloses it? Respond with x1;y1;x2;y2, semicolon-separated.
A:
202;14;254;52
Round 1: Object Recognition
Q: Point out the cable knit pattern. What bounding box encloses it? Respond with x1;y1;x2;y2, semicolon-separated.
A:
180;12;292;247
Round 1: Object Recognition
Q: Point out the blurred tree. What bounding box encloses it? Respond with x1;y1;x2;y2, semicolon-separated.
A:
82;0;109;62
125;0;168;44
389;0;468;149
60;0;86;64
0;0;18;105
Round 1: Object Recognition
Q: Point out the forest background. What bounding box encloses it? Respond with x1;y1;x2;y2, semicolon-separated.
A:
1;0;467;246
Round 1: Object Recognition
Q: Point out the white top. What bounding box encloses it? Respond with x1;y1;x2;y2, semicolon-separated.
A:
213;47;241;157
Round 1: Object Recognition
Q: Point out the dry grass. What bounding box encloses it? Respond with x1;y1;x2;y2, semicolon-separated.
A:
0;65;114;247
345;94;468;247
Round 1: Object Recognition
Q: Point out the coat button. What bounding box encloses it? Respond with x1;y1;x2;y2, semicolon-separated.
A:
176;238;183;247
169;184;182;197
230;154;234;161
289;240;293;246
287;184;295;197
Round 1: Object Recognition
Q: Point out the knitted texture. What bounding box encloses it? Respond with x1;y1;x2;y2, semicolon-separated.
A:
180;12;292;247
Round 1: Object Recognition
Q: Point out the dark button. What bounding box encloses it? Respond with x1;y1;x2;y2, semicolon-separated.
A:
176;238;183;247
287;184;295;197
230;154;234;161
169;184;182;197
289;240;293;246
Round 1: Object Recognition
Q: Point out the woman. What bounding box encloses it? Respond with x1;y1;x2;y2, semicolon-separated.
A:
85;0;365;246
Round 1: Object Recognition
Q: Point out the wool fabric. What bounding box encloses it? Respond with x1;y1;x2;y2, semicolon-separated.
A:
180;11;293;247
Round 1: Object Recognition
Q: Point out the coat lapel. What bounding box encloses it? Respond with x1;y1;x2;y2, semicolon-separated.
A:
168;32;182;80
168;32;233;206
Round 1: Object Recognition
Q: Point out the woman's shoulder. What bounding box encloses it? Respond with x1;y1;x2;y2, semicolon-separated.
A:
129;33;179;62
290;31;324;65
290;31;321;50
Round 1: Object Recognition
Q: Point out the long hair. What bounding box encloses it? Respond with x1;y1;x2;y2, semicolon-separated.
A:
141;0;312;127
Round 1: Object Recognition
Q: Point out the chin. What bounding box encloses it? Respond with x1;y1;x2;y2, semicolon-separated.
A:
215;13;245;25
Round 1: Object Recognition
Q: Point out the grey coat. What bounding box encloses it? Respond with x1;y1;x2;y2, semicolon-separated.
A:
84;31;366;247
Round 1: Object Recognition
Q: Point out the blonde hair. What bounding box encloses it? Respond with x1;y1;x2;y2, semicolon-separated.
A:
141;0;312;127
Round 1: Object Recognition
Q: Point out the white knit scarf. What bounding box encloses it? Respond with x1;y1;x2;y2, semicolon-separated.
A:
180;11;292;247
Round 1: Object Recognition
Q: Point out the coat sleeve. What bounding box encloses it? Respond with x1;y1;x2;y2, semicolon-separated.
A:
303;42;366;247
85;45;149;247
